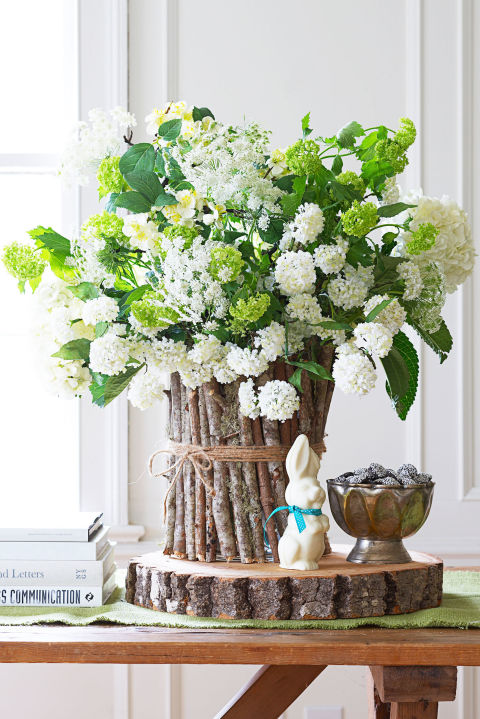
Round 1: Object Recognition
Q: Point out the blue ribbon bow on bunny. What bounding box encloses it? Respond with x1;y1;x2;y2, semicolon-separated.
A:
263;505;323;548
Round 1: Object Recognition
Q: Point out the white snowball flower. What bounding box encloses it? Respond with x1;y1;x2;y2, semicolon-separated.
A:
89;333;131;376
238;378;260;419
332;347;377;396
41;358;91;398
188;335;224;365
82;296;119;326
396;261;423;300
128;369;166;410
253;322;285;362
314;238;348;275
328;264;374;310
291;203;325;244
122;213;161;252
275;250;316;295
363;295;406;335
404;194;475;292
257;380;300;421
353;322;393;358
226;345;269;378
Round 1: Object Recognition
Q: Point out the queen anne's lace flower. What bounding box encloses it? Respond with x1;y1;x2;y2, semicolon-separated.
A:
275;251;316;295
314;238;348;274
89;333;131;376
353;322;393;358
397;261;423;300
82;296;118;326
363;295;406;335
238;378;260;419
407;262;446;333
257;380;300;421
332;347;377;396
128;369;166;410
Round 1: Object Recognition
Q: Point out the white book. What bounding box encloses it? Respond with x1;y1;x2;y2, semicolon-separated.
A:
0;525;111;560
0;542;115;586
0;512;103;542
0;567;117;607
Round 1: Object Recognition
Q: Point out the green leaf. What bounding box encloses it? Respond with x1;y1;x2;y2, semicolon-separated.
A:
301;112;312;138
257;217;284;245
114;191;152;213
407;317;452;364
331;155;343;175
373;255;404;287
281;192;302;216
157;118;182;142
345;237;373;268
288;367;304;393
29;275;42;292
68;282;100;301
292;175;307;197
105;192;119;214
52;339;91;362
287;359;334;382
192;106;215;122
125;171;161;203
329;180;363;204
317;320;352;331
273;174;295;192
377;202;416;218
90;364;144;407
118;284;150;309
336;120;365;148
95;321;109;338
28;227;71;260
381;331;419;420
364;297;393;322
154;189;178;207
119;143;155;176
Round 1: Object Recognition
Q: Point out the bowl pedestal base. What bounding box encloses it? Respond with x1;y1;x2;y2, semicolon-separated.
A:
347;538;412;564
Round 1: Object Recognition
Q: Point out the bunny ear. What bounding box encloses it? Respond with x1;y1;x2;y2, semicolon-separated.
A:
286;434;310;480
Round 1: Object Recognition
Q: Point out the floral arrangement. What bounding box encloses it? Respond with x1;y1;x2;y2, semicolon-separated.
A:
3;102;475;421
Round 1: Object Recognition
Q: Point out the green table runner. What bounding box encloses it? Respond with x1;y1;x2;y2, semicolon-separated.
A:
0;570;478;630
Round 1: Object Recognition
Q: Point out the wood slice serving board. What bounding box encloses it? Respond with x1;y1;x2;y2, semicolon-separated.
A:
125;545;443;620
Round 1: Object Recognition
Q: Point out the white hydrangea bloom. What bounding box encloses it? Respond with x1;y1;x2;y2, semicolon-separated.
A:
363;295;406;335
328;264;374;310
188;335;224;365
286;293;322;324
226;345;269;378
82;296;118;326
332;347;377;396
291;203;324;245
60;107;136;186
275;250;316;296
89;333;131;376
396;261;423;300
238;378;260;419
41;358;91;399
403;194;475;292
254;322;285;362
128;370;166;410
179;361;213;389
353;322;393;358
138;337;189;374
257;380;300;421
123;213;161;252
314;238;348;275
381;176;400;205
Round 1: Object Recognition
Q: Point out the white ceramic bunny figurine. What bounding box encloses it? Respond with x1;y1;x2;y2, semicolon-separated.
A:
278;434;330;570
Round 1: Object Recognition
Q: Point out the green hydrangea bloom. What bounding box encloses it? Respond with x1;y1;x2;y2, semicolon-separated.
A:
336;171;366;195
394;117;416;151
210;246;244;282
341;200;378;236
2;242;46;281
81;211;127;243
375;139;409;173
285;139;323;175
229;293;270;333
406;223;439;255
130;294;179;329
97;156;125;199
163;224;199;250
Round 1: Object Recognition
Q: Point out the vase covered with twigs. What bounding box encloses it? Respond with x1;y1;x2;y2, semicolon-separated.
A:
3;101;474;563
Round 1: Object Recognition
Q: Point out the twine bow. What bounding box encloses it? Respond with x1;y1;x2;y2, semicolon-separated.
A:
149;442;216;520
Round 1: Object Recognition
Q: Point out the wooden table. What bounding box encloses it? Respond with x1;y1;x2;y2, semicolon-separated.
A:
1;625;479;718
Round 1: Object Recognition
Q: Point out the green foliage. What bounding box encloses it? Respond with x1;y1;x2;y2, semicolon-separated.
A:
336;121;364;148
90;364;144;407
119;143;156;175
286;359;334;383
192;106;215;122
154;189;177;207
377;202;416;218
68;282;100;301
52;339;91;362
125;171;162;203
28;227;74;282
157;118;182;142
381;331;419;420
301;112;312;138
114;191;152;213
407;316;452;364
365;297;393;322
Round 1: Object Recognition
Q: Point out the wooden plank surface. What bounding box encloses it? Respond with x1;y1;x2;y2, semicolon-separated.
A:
369;666;457;702
0;626;479;665
213;664;326;719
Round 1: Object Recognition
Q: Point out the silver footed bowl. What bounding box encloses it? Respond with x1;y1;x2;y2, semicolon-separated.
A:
327;480;434;564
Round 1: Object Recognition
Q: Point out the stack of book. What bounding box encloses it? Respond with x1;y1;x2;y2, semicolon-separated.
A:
0;512;116;607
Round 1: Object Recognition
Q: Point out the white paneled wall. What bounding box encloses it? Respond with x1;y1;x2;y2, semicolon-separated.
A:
127;1;480;718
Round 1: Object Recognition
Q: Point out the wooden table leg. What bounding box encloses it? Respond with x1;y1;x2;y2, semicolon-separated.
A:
213;664;327;719
368;666;457;719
